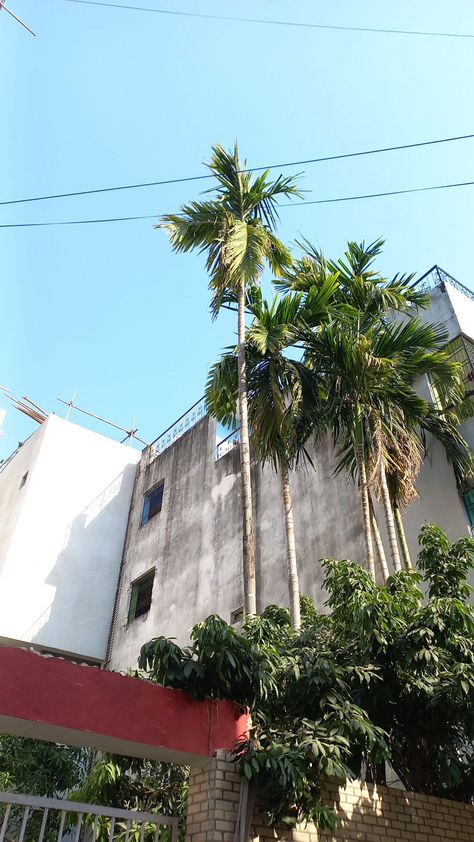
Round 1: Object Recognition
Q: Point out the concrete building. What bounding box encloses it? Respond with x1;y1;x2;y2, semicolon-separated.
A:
1;265;473;672
105;266;474;671
0;414;140;662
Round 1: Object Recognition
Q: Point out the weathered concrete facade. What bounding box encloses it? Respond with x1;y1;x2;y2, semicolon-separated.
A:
107;414;471;672
106;416;367;670
108;270;474;673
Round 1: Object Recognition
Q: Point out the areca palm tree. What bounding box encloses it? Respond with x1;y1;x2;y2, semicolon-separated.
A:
206;287;334;628
158;143;301;618
281;238;469;578
306;315;465;576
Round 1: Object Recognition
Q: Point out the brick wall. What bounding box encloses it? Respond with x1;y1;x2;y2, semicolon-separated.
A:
186;753;474;842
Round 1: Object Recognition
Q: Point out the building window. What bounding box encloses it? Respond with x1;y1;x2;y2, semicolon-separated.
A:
463;489;474;527
19;472;28;490
230;606;244;625
128;569;155;622
142;481;164;525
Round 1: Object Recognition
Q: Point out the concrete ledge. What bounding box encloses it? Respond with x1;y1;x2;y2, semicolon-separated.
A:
0;646;249;764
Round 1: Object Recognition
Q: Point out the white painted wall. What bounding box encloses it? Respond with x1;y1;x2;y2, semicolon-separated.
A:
415;281;474;342
445;283;474;340
0;415;140;660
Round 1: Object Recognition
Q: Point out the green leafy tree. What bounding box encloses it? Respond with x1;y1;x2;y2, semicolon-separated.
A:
139;610;387;829
140;525;474;826
70;754;188;842
0;739;187;842
0;736;90;796
158;143;301;618
0;738;91;842
325;524;474;796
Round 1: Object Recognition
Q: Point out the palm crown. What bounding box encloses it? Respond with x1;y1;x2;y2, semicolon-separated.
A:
158;143;302;316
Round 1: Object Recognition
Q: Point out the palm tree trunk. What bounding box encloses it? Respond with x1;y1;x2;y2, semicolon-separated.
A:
280;462;301;630
369;493;390;581
394;503;413;570
237;277;257;618
356;453;376;580
379;462;402;572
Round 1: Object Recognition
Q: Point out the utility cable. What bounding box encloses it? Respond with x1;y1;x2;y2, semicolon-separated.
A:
1;178;474;228
58;0;474;40
1;132;473;207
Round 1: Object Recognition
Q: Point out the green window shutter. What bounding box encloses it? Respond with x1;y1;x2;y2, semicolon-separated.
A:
128;583;139;623
462;489;474;526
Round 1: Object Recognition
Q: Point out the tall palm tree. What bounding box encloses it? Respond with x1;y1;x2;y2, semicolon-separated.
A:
158;144;301;618
281;239;469;578
306;315;465;575
206;287;333;628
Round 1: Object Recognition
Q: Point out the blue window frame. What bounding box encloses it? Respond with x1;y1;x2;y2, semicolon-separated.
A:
142;481;164;525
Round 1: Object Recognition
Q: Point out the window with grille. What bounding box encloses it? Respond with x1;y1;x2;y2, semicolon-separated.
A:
142;480;164;525
128;569;155;622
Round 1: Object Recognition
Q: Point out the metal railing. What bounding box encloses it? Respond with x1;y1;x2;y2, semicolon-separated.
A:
0;791;179;842
150;397;206;458
216;428;240;461
414;265;474;303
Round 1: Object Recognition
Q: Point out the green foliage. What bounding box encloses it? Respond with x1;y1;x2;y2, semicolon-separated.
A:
0;737;188;842
0;736;90;796
158;143;301;318
205;288;324;473
140;525;474;823
69;754;188;842
0;738;91;842
139;611;387;826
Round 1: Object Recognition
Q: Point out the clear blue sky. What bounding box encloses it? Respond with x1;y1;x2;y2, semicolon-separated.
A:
2;0;474;457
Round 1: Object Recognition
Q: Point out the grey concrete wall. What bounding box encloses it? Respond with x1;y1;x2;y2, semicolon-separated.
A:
107;417;367;672
108;393;473;675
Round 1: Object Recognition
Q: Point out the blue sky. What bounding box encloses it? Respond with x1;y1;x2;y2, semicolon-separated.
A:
1;0;474;457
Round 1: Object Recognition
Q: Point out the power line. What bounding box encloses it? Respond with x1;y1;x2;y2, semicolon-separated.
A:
58;0;474;40
285;179;474;205
1;178;474;228
0;214;157;227
2;132;474;207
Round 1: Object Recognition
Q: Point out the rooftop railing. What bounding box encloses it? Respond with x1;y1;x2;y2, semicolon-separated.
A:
414;265;474;303
150;397;207;458
216;427;240;461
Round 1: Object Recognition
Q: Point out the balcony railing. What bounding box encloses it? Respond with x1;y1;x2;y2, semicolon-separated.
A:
216;428;240;461
150;397;206;458
415;265;474;303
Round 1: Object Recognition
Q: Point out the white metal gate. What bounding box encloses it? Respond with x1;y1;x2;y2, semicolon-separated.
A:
0;791;179;842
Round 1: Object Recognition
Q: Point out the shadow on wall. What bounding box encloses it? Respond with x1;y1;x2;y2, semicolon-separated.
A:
25;464;137;659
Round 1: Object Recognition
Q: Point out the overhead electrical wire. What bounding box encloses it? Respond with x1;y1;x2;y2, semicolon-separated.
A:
1;132;473;207
58;0;474;40
1;178;474;228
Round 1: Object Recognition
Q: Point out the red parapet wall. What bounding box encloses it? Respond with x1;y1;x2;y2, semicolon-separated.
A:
0;646;249;765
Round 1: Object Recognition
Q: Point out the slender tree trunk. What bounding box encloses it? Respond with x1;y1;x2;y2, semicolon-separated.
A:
379;462;402;572
394;503;413;570
237;278;257;618
369;493;390;581
356;453;376;580
280;462;301;630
